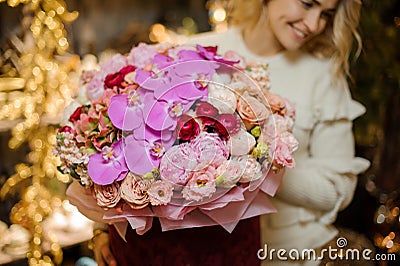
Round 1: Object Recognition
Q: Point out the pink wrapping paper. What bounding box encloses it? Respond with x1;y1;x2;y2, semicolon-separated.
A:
66;168;284;239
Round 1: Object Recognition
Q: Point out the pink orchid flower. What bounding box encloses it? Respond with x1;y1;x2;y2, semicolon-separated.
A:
87;139;129;185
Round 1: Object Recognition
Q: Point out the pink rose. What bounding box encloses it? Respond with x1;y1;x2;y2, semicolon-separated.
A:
120;172;152;209
148;180;174;206
93;183;121;209
236;94;270;129
182;166;217;201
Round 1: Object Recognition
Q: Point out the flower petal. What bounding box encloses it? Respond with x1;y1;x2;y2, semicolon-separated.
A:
124;136;158;175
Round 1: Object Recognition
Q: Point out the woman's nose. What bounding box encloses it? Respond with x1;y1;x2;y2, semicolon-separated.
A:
304;11;321;34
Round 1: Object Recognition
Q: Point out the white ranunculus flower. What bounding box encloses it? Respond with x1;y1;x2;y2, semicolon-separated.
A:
207;83;237;114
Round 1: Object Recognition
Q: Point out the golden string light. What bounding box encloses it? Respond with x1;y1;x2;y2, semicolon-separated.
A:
365;175;400;254
0;0;79;264
206;0;229;32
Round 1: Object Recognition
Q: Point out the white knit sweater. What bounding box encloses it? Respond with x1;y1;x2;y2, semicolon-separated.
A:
185;27;370;264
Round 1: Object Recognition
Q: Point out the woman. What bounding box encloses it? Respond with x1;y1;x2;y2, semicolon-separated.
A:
90;0;370;265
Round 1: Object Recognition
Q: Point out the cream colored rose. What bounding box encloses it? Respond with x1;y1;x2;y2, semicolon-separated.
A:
232;156;262;183
215;159;242;188
93;183;121;209
227;129;256;156
120;172;152;209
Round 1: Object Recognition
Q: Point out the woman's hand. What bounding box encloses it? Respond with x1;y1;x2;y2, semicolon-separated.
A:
92;231;117;266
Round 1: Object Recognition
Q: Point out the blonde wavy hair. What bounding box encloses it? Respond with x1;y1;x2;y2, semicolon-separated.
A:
228;0;362;84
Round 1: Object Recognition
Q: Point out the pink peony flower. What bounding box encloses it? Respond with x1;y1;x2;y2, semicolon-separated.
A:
93;183;121;209
182;165;217;201
159;143;198;187
148;180;174;206
120;172;152;209
190;132;229;168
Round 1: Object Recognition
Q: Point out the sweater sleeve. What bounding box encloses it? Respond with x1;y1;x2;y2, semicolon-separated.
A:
275;65;370;223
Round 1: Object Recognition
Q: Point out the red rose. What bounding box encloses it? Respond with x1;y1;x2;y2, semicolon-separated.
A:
57;125;74;134
104;72;124;88
104;65;136;89
176;114;200;141
69;106;83;123
120;65;136;75
195;102;219;117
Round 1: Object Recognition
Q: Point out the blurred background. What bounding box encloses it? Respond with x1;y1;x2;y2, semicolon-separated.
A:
0;0;399;265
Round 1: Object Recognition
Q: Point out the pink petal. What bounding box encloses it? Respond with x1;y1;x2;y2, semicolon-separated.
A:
124;136;158;175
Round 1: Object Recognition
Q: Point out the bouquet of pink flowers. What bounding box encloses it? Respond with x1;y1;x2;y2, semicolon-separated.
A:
54;43;298;234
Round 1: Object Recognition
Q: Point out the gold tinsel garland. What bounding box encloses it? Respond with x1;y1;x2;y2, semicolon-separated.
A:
0;0;78;265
